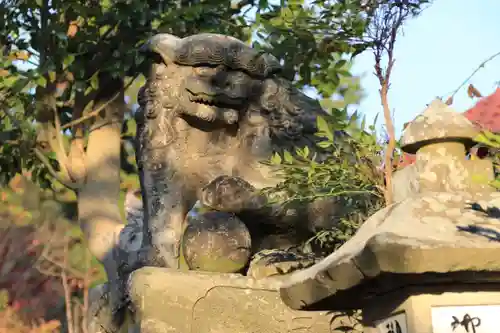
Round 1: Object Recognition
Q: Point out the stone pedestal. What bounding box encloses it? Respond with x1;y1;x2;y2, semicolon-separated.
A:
127;267;360;333
362;286;500;333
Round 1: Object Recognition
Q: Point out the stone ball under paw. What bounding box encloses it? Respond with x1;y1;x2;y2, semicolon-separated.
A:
182;204;252;273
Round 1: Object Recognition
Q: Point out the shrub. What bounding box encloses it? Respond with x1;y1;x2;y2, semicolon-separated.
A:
263;110;385;255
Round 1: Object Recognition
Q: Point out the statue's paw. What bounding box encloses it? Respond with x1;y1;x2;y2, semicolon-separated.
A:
182;211;251;273
192;105;218;122
246;249;318;280
199;175;266;212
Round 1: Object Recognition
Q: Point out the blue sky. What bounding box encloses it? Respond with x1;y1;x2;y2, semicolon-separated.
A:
351;0;500;137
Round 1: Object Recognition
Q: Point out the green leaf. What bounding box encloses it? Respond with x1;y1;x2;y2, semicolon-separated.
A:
316;116;333;141
84;86;93;96
90;72;99;90
483;130;499;142
474;133;500;148
360;115;366;131
334;59;347;69
302;146;310;158
270;153;282;165
372;113;380;130
1;76;19;88
47;71;56;83
317;141;332;148
152;19;161;29
337;70;352;77
101;0;111;11
99;25;110;36
283;150;293;164
63;55;75;69
35;75;47;88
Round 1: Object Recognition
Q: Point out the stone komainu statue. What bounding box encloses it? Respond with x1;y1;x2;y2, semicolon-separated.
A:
88;32;367;333
135;32;350;271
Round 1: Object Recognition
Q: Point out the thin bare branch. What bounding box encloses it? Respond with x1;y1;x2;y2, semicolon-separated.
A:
82;248;90;333
54;108;69;165
62;236;74;333
39;249;86;280
368;1;425;205
32;147;79;190
445;50;500;101
61;76;137;130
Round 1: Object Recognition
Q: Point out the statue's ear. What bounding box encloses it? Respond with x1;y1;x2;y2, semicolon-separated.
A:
140;33;181;65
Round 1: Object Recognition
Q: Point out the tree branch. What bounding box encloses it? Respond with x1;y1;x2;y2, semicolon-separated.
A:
32;147;79;190
61;76;137;131
62;236;75;333
445;50;500;101
370;2;418;206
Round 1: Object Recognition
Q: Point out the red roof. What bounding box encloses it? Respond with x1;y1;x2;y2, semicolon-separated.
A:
463;87;500;132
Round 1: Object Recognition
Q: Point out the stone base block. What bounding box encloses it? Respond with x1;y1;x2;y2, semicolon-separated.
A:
127;267;361;333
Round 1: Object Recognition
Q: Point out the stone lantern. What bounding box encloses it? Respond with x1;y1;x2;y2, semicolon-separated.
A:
400;99;494;194
279;99;500;333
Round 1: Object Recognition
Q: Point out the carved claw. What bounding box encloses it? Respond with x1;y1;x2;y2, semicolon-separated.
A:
199;175;267;213
191;105;240;125
193;105;218;122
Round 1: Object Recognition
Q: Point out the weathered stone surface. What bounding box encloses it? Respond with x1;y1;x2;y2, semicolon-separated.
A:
247;249;318;280
87;283;140;333
279;100;500;311
89;32;374;333
401;99;479;154
402;101;494;193
127;267;362;333
280;191;500;310
391;100;494;200
144;33;282;79
391;163;419;202
199;175;267;212
87;283;116;333
136;31;360;272
182;201;252;273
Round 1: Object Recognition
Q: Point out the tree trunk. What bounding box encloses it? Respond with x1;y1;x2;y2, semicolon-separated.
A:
78;80;125;262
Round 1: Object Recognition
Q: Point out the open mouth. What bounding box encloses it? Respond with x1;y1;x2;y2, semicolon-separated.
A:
188;92;243;110
188;94;218;106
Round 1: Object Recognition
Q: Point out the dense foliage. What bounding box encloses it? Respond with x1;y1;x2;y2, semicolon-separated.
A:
263;110;385;254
